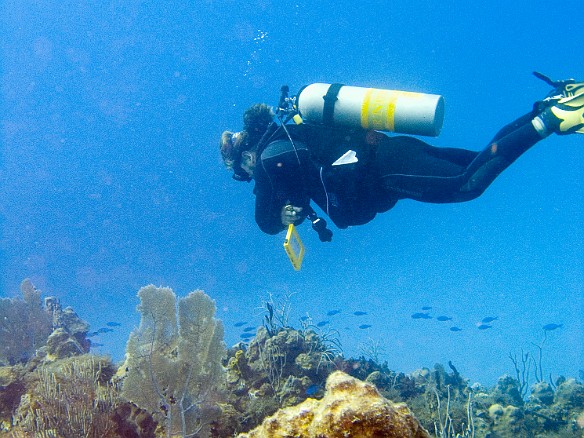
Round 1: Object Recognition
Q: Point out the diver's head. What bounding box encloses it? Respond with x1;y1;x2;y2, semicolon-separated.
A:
219;130;255;182
220;104;275;182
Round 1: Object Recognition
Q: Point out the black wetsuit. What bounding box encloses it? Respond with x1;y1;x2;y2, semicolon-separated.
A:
253;112;542;235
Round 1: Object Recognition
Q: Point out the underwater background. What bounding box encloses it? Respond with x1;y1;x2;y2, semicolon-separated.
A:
1;0;583;390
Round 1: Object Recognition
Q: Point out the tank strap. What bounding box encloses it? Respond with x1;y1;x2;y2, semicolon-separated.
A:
322;83;344;126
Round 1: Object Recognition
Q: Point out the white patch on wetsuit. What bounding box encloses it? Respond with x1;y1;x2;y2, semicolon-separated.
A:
332;150;358;166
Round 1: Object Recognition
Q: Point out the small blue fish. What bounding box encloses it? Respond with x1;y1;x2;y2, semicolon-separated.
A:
243;326;255;332
477;324;492;330
353;311;368;316
91;343;104;348
543;323;563;331
411;312;432;320
87;331;99;338
327;310;341;316
106;321;121;327
421;306;432;310
97;327;114;334
240;333;254;339
437;316;452;322
234;321;248;327
316;320;330;327
450;326;463;332
305;384;321;396
358;324;372;329
299;316;310;322
481;316;498;324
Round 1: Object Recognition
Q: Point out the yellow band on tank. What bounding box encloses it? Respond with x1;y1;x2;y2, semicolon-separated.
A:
361;89;398;131
292;114;303;125
360;88;375;129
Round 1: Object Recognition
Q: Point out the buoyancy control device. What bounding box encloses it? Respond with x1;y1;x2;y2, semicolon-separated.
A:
295;83;444;137
271;83;444;249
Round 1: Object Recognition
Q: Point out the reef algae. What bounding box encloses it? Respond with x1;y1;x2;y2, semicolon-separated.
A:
237;370;431;438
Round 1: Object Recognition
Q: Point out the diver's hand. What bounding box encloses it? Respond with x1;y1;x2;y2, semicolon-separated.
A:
281;204;304;226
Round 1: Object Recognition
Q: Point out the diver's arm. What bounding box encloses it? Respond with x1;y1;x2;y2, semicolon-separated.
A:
254;188;307;234
253;142;310;234
254;186;287;235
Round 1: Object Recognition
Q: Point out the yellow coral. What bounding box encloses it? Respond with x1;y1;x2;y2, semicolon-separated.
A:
238;371;430;438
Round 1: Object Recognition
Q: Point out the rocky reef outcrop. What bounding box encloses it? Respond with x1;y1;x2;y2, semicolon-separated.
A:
237;370;430;438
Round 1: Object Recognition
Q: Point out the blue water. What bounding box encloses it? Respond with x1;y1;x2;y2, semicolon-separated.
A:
1;0;582;386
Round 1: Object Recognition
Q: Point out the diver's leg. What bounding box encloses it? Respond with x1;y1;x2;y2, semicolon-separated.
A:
378;112;542;203
377;136;476;201
378;73;583;204
454;115;541;200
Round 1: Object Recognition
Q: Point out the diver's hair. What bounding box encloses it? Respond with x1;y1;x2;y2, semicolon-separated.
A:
219;130;249;168
243;103;274;145
219;131;234;167
219;104;273;168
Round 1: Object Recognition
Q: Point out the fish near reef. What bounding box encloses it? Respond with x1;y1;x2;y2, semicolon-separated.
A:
358;324;372;329
477;324;493;330
437;316;452;321
411;312;432;319
97;327;114;333
450;326;463;332
543;323;563;331
305;384;321;396
481;316;498;323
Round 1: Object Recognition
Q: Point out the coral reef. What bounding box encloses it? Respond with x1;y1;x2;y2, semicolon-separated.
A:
219;323;584;438
111;402;159;438
237;370;431;438
0;279;91;365
120;285;226;438
0;279;52;365
11;354;120;437
220;326;341;434
43;296;91;360
1;282;583;438
0;365;27;431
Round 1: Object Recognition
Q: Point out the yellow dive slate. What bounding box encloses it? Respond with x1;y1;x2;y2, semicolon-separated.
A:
283;224;305;271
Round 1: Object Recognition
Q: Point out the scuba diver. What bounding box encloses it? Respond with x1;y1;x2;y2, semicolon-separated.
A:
220;73;583;242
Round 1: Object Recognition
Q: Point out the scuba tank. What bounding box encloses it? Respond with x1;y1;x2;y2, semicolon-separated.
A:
296;83;445;137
